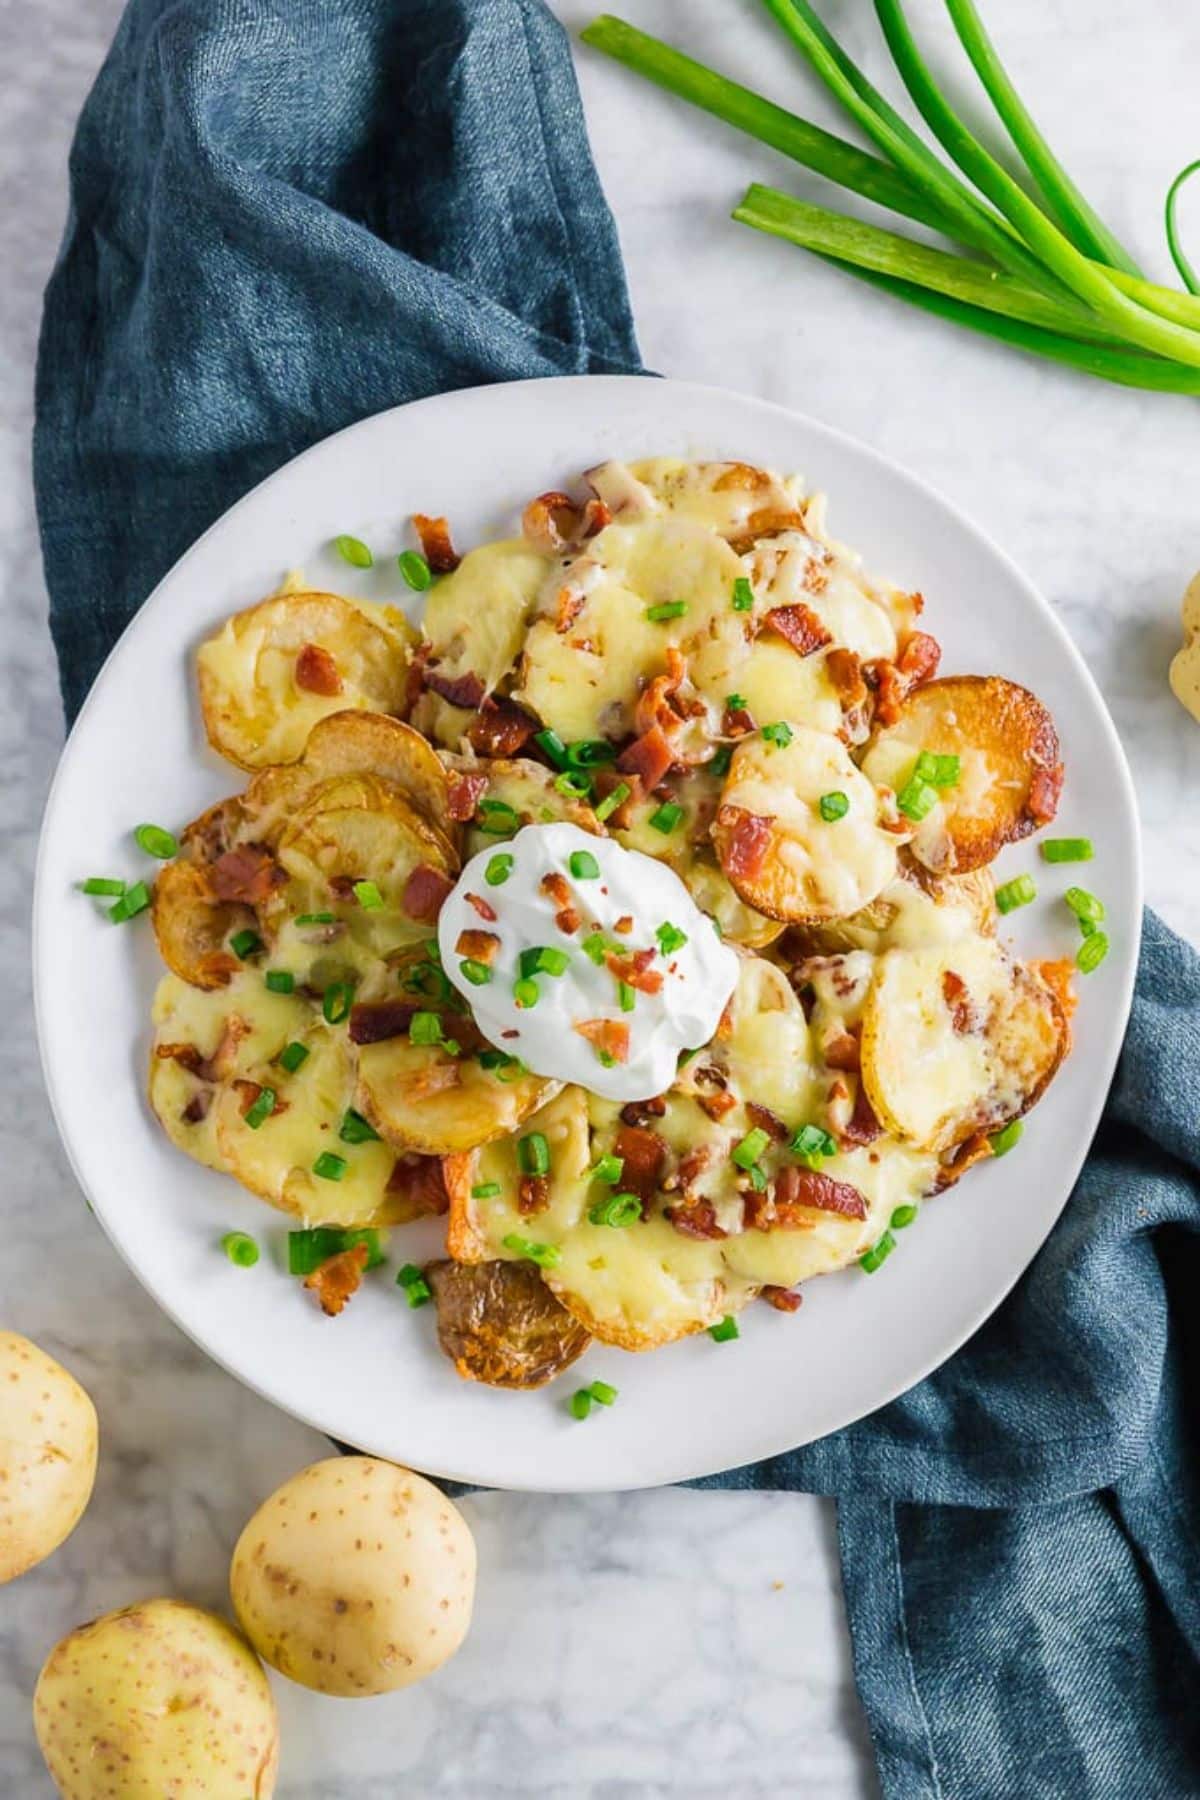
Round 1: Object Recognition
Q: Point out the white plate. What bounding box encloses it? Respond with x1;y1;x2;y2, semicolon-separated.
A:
34;377;1141;1492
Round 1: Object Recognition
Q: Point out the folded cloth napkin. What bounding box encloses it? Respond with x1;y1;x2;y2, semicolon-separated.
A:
34;3;1199;1795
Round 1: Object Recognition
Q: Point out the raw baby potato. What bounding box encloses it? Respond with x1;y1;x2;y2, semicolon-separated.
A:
230;1456;476;1697
0;1333;98;1585
33;1598;278;1799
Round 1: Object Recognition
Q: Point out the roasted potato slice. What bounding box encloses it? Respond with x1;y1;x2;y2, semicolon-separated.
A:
425;1260;591;1389
197;592;413;771
859;676;1063;873
713;725;902;924
860;938;1068;1152
301;711;453;838
784;860;995;958
151;859;249;990
458;757;600;859
355;1036;558;1157
421;539;554;706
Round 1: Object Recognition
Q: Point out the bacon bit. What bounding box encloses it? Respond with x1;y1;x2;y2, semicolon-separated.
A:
468;695;540;757
522;490;580;553
841;1080;882;1148
864;658;905;728
294;642;343;696
447;771;488;822
722;703;755;737
574;1018;631;1065
540;870;580;935
208;844;285;906
675;1144;713;1190
899;630;941;688
1033;956;1078;1022
403;864;454;922
933;1129;995;1193
423;665;486;710
745;1102;788;1141
605;947;663;996
728;507;808;555
465;891;498;922
634;648;687;739
386;1154;450;1219
555;587;586;633
823;1031;861;1073
412;513;460;573
613;914;634;935
159;1016;251;1086
328;875;358;901
620;1096;667;1126
699;1089;737;1122
760;1285;803;1313
764;603;832;657
754;1166;869;1224
1027;763;1064;826
665;1199;727;1240
614;1124;667;1200
348;1000;419;1045
716;805;773;881
156;1041;207;1078
518;1174;551;1216
304;1242;369;1317
617;723;675;793
866;632;943;728
455;928;499;963
181;1091;212;1126
233;1079;289;1120
942;969;979;1035
592;768;641;827
404;640;432;713
825;647;869;712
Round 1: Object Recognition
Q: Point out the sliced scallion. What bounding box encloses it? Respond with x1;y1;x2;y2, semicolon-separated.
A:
995;873;1037;914
134;823;179;859
398;550;432;591
222;1232;260;1268
333;534;373;568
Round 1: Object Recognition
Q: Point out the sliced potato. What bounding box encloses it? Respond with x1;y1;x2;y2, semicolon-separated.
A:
860;937;1068;1152
785;861;994;958
151;858;248;990
301;711;453;837
425;1259;591;1389
197;592;413;770
721;951;820;1124
179;795;247;864
460;757;600;859
713;726;902;923
422;539;554;700
355;1036;558;1157
859;676;1063;873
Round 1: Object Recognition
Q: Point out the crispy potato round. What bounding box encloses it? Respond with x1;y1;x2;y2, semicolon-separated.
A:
230;1457;475;1697
0;1333;98;1585
355;1036;558;1157
426;1259;592;1388
151;859;248;990
197;591;413;771
294;710;453;838
784;860;995;958
859;675;1062;873
614;773;782;950
34;1599;278;1798
860;937;1068;1152
713;725;900;923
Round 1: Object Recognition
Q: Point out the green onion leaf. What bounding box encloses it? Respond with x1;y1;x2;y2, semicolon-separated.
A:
656;921;688;956
581;931;610;965
339;1108;381;1145
221;1232;259;1268
649;801;684;833
859;1230;896;1274
897;777;938;822
502;1232;561;1269
230;927;263;960
477;799;519;836
471;1182;502;1199
732;1127;771;1170
107;880;151;924
709;745;733;778
353;879;384;911
589;1153;624;1185
277;1041;310;1074
570;1388;593;1420
645;599;688;622
242;1087;277;1130
569;848;601;880
81;877;126;896
594;782;631;822
396;1263;432;1306
1040;837;1094;864
534;728;569;768
789;1123;838;1166
295;911;336;925
518;1132;551;1177
588;1380;618;1406
1076;931;1109;974
618;980;636;1014
134;823;179;859
913;751;961;790
519;945;570;979
555;769;592;799
322;981;354;1024
409;1010;444;1046
709;1315;740;1342
313;1151;347;1182
890;1203;919;1229
587;1192;643;1228
761;721;793;750
265;970;295;994
819;790;849;823
995;874;1037;914
731;577;755;612
288;1227;382;1275
1065;887;1105;927
485;852;515;886
460;958;492;987
989;1119;1023;1157
398;549;432;591
566;738;617;769
333;534;373;568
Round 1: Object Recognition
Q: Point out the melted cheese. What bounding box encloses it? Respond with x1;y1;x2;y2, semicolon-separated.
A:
422;540;554;695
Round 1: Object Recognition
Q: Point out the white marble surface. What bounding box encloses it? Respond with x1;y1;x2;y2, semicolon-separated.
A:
3;0;1200;1793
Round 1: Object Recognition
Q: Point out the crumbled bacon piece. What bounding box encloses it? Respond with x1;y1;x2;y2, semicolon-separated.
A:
540;870;581;934
209;844;285;906
899;630;941;688
745;1102;788;1141
866;632;942;727
760;1286;803;1313
304;1242;370;1317
605;947;663;996
181;1091;211;1125
465;891;497;922
764;603;831;657
403;864;454;922
156;1041;207;1078
675;1144;713;1190
823;1031;861;1073
1027;763;1064;826
825;647;869;711
158;1016;249;1084
932;1129;995;1193
523;490;580;553
518;1174;551;1216
614;1124;667;1201
1033;956;1078;1022
456;928;499;963
665;1199;727;1240
748;1167;868;1225
727;506;808;555
468;696;539;757
386;1154;450;1218
698;1089;737;1122
614;914;634;935
722;703;755;737
716;805;773;881
447;771;488;822
617;723;675;792
841;1080;882;1148
620;1096;667;1126
574;1018;631;1065
294;642;343;696
423;666;486;710
233;1079;288;1119
348;1000;419;1045
942;969;978;1035
634;648;687;740
412;513;460;573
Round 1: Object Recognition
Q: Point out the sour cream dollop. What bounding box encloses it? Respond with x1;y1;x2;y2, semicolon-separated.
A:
438;822;738;1102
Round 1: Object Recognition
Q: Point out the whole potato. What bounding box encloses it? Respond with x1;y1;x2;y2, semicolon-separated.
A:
34;1598;278;1799
0;1331;98;1583
230;1456;475;1697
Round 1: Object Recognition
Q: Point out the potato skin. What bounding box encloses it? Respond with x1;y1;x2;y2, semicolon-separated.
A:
426;1258;592;1388
33;1598;278;1799
230;1457;475;1697
0;1333;98;1584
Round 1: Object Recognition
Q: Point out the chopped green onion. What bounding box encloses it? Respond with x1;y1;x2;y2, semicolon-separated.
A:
471;1181;502;1199
442;1037;463;1059
81;877;126;896
353;879;384;911
477;799;519;835
485;852;514;886
460;958;493;987
333;534;373;568
534;728;569;767
597;1049;617;1068
649;801;684;833
313;1151;347;1182
709;1315;740;1343
566;738;617;768
265;970;295;994
645;600;688;622
295;911;336;925
230;927;263;960
731;578;755;612
570;1389;593;1420
790;1123;838;1166
656;921;688;956
242;1087;277;1130
555;770;592;799
588;1380;618;1406
859;1231;896;1274
502;1232;561;1269
495;1054;528;1083
221;1231;259;1268
396;1263;432;1306
518;1132;551;1177
339;1108;381;1145
709;745;733;777
569;848;601;880
748;1163;769;1191
618;981;636;1013
409;1011;444;1046
595;782;631;822
278;1041;310;1074
588;1192;643;1227
1076;931;1109;974
913;751;961;790
134;823;178;859
995;873;1037;914
732;1127;771;1170
108;881;152;923
322;981;354;1024
890;1203;919;1229
519;945;570;979
897;777;938;822
288;1226;382;1275
1040;837;1094;864
989;1119;1023;1156
1065;887;1105;927
761;721;793;749
819;791;849;823
589;1153;625;1185
582;931;611;965
398;549;432;591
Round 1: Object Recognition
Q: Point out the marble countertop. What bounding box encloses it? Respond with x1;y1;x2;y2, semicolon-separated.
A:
3;0;1198;1792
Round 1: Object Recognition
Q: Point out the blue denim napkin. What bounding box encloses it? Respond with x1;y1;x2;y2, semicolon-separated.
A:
34;3;1199;1795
